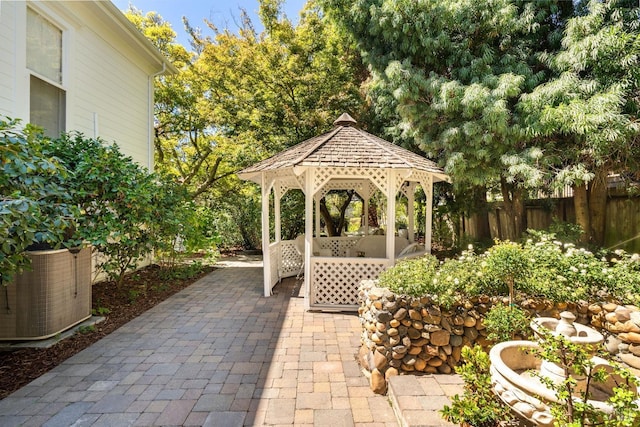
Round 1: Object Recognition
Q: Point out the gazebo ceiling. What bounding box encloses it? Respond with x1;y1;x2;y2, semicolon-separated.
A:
237;113;449;183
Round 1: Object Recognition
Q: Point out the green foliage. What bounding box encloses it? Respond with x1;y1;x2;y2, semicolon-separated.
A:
531;329;639;426
324;0;640;245
127;287;144;303
483;240;531;303
77;325;96;334
377;255;452;305
484;304;532;342
378;235;640;306
124;1;369;249
523;235;613;303
0;118;77;283
211;186;262;249
605;250;640;306
547;221;585;246
441;345;511;426
158;261;205;281
91;306;111;316
2;117;214;288
43;133;158;286
436;247;496;297
150;180;219;266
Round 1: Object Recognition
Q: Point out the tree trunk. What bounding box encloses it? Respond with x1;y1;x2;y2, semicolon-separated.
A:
319;202;338;236
588;167;608;246
497;179;527;241
465;186;491;242
500;178;527;241
368;201;379;228
573;182;590;245
500;178;519;241
319;191;355;236
512;186;527;238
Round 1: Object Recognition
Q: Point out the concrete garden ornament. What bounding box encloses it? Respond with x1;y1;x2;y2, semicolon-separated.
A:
489;311;639;426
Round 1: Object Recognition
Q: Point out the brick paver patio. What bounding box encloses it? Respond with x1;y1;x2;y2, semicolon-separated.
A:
0;257;460;426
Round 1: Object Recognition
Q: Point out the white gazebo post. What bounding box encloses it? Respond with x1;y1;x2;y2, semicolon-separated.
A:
261;173;272;297
386;170;397;264
423;175;434;253
303;168;314;310
363;196;369;233
274;186;282;245
314;194;321;238
407;182;416;242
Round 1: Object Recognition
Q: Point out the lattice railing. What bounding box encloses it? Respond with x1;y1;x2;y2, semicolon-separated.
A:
310;258;390;310
315;236;360;257
278;239;302;278
269;243;280;289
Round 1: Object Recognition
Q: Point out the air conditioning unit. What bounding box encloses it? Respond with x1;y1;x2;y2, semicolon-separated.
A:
0;248;92;340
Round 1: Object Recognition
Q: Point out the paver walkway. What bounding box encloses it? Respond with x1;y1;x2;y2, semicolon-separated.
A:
0;258;460;426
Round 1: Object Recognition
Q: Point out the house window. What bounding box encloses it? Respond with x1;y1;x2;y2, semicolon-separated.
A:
27;8;65;138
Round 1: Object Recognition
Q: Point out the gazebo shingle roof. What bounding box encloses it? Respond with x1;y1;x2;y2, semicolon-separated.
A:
238;114;446;180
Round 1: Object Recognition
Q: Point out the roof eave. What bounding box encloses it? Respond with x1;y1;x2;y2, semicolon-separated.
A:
95;2;178;75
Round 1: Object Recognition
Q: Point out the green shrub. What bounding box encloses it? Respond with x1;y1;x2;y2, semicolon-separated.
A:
378;233;640;307
606;250;640;306
437;247;491;296
378;255;443;296
483;240;530;304
441;345;511;426
484;304;532;342
378;255;440;294
532;329;639;426
151;181;219;266
0;118;77;282
522;235;639;304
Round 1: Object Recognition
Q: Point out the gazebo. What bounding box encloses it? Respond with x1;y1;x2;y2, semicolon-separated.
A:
237;113;448;311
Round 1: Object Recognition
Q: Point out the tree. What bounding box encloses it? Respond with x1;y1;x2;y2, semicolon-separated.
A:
322;0;640;245
321;0;574;241
320;191;356;236
519;0;640;245
124;0;369;248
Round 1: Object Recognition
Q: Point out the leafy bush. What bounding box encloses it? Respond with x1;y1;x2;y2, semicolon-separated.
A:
484;304;532;342
0;118;77;282
437;247;488;296
522;235;640;304
44;133;159;286
441;345;511;426
532;329;639;426
605;251;640;306
1;124;214;288
378;255;443;297
483;240;530;304
378;233;640;306
150;181;219;266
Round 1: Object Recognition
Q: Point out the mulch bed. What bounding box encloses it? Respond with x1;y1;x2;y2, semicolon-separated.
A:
0;263;214;400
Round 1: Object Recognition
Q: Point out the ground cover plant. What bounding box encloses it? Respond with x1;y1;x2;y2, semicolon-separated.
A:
378;233;640;308
441;345;511;427
532;329;639;427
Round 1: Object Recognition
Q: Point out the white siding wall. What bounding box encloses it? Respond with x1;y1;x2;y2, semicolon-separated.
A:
71;13;153;169
0;1;161;171
0;1;17;118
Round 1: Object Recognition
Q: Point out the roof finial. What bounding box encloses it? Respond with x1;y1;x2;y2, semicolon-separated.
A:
333;113;357;127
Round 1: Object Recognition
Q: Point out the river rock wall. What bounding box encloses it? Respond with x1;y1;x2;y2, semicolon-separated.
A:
358;280;640;394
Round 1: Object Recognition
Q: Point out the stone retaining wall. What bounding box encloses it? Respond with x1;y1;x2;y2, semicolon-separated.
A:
358;280;640;394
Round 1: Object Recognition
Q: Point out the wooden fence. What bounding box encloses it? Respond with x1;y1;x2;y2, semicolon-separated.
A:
479;196;640;253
